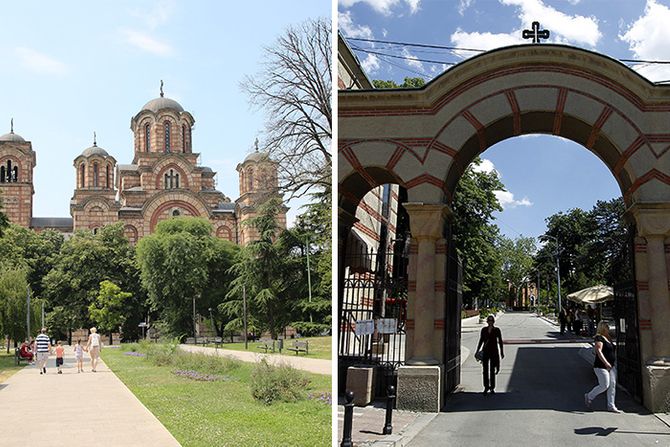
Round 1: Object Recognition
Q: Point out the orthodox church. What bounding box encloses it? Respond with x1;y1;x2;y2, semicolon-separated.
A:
0;85;285;245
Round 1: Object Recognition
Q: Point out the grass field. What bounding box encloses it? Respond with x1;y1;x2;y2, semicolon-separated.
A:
102;345;331;447
205;336;332;360
0;349;24;383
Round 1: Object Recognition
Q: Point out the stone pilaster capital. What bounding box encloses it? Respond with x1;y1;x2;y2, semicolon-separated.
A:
338;207;358;232
630;203;670;237
402;202;451;242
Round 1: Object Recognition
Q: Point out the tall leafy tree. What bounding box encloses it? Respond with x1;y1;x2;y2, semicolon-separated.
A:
499;235;536;306
451;159;505;307
136;217;214;337
0;267;40;351
89;280;132;345
372;77;426;89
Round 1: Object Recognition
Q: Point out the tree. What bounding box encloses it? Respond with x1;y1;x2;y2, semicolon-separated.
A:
372;77;426;89
225;198;295;339
0;267;39;352
41;223;143;341
89;280;132;345
136;217;215;337
451;158;505;308
242;17;331;198
499;236;536;306
200;238;240;339
0;196;8;237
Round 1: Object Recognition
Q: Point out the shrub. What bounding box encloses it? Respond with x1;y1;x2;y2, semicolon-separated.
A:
173;351;241;375
250;358;310;405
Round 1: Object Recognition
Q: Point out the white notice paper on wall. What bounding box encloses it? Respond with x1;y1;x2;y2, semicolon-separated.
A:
378;318;397;334
355;319;374;336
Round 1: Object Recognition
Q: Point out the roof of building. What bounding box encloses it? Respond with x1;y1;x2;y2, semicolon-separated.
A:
213;202;236;213
243;151;270;163
118;164;139;171
141;96;184;113
0;131;25;142
31;217;73;228
81;145;110;157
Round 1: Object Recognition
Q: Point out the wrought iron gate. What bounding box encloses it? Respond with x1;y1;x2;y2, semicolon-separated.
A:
613;224;642;403
338;242;408;395
443;224;463;400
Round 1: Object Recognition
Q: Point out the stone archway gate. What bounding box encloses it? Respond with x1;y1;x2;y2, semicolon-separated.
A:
338;44;670;412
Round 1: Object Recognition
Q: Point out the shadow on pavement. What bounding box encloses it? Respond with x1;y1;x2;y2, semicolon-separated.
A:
446;346;652;416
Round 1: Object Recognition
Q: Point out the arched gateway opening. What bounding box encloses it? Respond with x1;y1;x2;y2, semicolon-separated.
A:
338;44;670;413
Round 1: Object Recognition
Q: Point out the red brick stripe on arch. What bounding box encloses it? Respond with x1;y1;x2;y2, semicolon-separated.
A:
149;199;201;232
553;88;568;135
462;110;486;151
614;136;645;176
405;173;448;193
586;106;614;149
625;169;670;198
505;89;521;136
340;145;377;188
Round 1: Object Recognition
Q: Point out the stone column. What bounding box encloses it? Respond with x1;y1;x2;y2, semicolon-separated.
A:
397;202;448;412
633;205;670;412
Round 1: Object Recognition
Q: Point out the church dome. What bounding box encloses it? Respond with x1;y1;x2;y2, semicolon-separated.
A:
141;96;184;113
81;145;109;157
243;151;270;163
0;131;25;142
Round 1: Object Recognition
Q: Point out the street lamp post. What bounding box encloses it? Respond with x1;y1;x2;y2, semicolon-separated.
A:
242;285;248;350
26;286;31;338
208;307;215;338
306;236;313;324
544;235;562;315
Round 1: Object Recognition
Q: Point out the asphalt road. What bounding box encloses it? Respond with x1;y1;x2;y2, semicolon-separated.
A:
407;312;670;447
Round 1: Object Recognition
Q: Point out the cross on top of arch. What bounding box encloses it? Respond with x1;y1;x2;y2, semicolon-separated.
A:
522;21;550;43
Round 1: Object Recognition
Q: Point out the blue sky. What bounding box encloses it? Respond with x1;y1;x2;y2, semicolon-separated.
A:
0;1;330;227
338;0;670;241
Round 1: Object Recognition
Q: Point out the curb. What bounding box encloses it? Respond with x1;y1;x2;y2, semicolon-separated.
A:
366;413;439;447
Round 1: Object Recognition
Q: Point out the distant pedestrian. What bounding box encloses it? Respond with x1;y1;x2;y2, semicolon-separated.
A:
73;340;84;373
567;308;575;334
584;321;621;413
55;341;65;374
35;328;51;375
86;327;102;372
558;308;567;335
475;315;504;395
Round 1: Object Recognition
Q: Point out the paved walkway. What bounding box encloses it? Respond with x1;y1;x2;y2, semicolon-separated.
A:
339;312;670;446
0;346;180;447
179;344;331;375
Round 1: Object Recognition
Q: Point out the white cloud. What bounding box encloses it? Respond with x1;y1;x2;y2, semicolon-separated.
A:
471;158;498;174
501;0;601;47
450;28;522;56
361;53;381;74
620;0;670;82
121;29;173;56
401;47;424;71
339;0;421;16
15;47;68;75
494;190;533;209
339;11;374;39
129;0;176;30
458;0;474;16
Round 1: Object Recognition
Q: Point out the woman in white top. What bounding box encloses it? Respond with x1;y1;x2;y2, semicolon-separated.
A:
86;327;102;372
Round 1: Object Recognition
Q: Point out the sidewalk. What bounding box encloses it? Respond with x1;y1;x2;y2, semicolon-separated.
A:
338;312;670;446
0;346;180;447
179;344;331;375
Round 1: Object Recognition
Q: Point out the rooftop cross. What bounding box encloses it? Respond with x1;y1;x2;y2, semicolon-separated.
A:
93;131;97;146
10;118;13;134
254;137;259;152
160;80;164;97
522;21;550;44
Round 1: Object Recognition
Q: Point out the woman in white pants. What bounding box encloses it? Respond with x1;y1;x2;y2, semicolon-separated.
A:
584;321;620;413
86;327;102;372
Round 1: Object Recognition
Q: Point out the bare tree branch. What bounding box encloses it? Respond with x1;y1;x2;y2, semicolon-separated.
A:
241;17;332;200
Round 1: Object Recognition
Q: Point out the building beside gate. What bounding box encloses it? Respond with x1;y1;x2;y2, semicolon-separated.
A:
0;87;285;244
339;39;670;413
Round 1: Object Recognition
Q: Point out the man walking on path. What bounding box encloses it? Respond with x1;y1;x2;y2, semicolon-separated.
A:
35;328;51;375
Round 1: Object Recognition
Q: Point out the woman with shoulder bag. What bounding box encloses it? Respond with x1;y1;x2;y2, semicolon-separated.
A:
475;315;504;395
584;321;620;413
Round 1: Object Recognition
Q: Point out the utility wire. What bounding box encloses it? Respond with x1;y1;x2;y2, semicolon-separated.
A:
350;45;458;66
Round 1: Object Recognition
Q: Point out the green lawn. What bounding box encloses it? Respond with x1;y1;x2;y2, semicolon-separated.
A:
102;345;331;447
0;350;24;383
205;336;332;360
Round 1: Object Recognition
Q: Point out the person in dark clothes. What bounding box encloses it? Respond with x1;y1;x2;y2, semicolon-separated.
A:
585;321;620;413
475;315;504;394
558;307;567;335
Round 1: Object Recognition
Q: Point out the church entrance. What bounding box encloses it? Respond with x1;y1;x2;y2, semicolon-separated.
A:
339;44;670;412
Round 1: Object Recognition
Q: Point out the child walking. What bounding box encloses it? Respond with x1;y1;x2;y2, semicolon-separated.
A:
73;339;84;373
55;341;65;374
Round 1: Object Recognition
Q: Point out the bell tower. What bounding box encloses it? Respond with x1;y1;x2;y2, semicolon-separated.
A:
0;120;36;228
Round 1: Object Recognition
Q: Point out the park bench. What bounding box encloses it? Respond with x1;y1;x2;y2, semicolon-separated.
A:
257;340;275;353
185;337;196;344
211;337;223;349
286;340;309;356
15;348;31;366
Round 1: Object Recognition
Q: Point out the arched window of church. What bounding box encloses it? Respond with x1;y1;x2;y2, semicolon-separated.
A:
80;163;86;188
165;169;179;189
172;209;180;217
164;121;171;153
12;166;18;182
182;125;186;152
93;163;99;187
6;160;12;183
0;165;5;183
247;168;253;191
164;172;169;189
175;173;180;189
145;124;151;151
106;165;111;188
